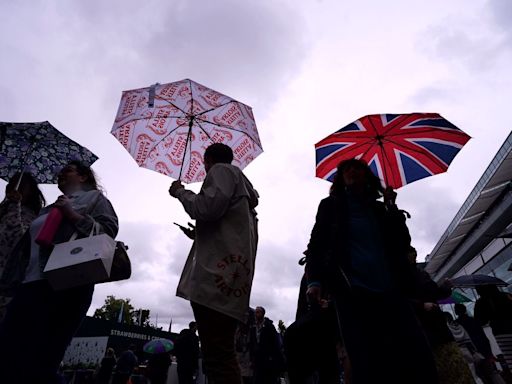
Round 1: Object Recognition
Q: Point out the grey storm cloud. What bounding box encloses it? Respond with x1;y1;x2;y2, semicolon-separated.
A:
56;0;310;112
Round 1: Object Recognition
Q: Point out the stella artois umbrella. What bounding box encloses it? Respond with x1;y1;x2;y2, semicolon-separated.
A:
111;79;263;183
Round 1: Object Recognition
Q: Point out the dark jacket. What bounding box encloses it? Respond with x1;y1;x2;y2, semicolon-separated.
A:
173;329;200;370
305;193;412;295
250;318;284;373
456;313;493;358
411;267;454;347
474;291;512;335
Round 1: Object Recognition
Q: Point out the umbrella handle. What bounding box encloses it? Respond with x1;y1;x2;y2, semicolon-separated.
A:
178;119;195;181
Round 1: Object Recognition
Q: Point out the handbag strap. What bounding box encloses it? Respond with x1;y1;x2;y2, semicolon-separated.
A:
68;221;101;241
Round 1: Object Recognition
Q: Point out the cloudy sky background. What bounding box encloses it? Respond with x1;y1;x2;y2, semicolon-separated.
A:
1;0;511;331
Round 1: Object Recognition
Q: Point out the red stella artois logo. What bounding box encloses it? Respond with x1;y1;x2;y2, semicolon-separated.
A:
199;90;224;108
185;99;207;115
183;151;204;181
233;137;253;162
161;135;174;149
158;83;181;101
214;254;251;298
213;103;243;126
146;108;172;135
114;122;135;149
166;133;191;166
155;161;172;175
119;92;140;119
135;134;155;165
211;129;233;143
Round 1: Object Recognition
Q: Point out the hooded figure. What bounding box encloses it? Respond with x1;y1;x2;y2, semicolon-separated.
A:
174;159;259;321
170;143;259;384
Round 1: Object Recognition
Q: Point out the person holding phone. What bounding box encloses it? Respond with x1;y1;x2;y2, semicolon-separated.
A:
169;143;259;384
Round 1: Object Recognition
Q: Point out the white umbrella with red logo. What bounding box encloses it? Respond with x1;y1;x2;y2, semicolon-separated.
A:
111;79;263;183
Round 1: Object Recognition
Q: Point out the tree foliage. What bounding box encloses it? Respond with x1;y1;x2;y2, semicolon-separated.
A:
93;295;151;326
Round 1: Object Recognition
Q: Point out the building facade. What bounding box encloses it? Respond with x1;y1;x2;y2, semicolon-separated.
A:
425;131;512;309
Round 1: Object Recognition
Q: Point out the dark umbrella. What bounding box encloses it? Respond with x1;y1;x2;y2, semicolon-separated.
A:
451;274;508;288
0;121;98;184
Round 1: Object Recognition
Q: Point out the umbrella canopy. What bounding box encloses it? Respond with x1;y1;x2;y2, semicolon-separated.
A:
315;113;470;189
0;121;98;183
437;290;473;305
143;338;174;354
111;79;263;183
451;274;508;288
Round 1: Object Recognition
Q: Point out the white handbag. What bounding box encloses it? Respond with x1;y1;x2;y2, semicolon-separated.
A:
43;223;116;290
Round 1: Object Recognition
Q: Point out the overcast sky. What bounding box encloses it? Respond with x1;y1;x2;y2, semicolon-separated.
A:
1;0;511;331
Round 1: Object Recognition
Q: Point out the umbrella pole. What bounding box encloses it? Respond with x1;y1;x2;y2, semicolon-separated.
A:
178;119;194;181
15;132;40;190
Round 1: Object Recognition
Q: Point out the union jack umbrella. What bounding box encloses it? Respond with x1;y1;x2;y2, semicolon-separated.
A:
315;113;471;189
111;79;263;183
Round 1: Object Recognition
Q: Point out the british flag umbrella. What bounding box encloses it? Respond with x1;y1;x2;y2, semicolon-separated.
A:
111;79;263;183
315;113;471;189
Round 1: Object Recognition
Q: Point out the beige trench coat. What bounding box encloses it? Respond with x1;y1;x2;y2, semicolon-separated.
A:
175;163;259;321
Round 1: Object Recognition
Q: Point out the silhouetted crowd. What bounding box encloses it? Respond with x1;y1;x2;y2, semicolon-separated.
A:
1;145;512;384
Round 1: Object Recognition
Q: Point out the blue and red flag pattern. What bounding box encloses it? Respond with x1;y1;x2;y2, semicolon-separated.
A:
315;113;471;189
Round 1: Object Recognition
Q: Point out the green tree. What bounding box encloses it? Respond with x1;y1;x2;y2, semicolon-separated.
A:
93;295;152;326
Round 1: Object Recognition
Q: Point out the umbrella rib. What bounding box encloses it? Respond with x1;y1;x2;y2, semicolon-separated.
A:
377;141;394;187
381;135;446;166
365;116;380;136
316;137;376;163
142;120;190;164
382;127;463;138
194;120;215;142
188;79;194;116
195;117;263;151
113;114;186;127
193;100;237;118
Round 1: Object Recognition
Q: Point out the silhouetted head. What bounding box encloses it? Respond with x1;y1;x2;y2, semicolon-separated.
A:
106;347;115;358
189;321;197;332
331;158;383;199
204;143;233;172
57;161;99;194
5;172;45;214
454;303;467;317
476;284;501;297
255;306;265;323
407;246;418;265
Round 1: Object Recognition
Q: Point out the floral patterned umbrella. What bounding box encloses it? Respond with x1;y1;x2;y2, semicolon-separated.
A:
0;121;98;183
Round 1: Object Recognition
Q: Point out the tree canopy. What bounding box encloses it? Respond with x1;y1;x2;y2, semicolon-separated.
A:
93;295;151;326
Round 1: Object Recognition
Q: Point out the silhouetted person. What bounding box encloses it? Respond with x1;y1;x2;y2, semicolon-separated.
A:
96;347;116;384
285;267;341;384
249;306;283;384
409;247;474;384
474;284;512;375
305;158;438;384
0;172;45;322
174;321;200;384
113;345;138;384
0;162;118;384
455;303;494;361
169;143;259;384
147;351;171;384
